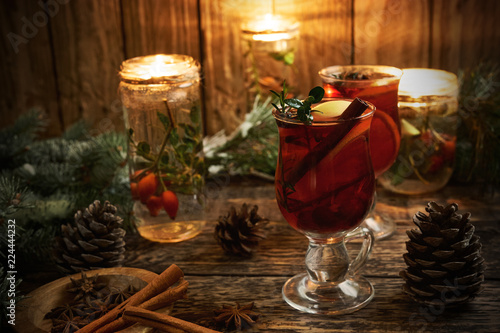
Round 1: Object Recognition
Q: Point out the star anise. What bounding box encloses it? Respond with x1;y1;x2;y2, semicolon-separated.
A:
82;299;113;321
104;285;137;308
67;272;107;305
44;302;87;320
214;302;259;330
50;312;87;333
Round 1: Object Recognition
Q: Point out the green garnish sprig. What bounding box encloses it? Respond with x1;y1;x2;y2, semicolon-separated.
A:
270;82;325;124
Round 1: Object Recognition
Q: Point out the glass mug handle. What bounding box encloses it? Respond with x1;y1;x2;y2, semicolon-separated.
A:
344;227;374;276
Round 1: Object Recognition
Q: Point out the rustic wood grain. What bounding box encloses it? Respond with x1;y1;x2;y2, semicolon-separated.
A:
121;0;200;60
286;0;353;91
430;0;500;73
171;275;500;333
0;1;61;136
199;0;247;136
48;0;124;132
124;182;500;280
353;0;430;68
2;0;500;136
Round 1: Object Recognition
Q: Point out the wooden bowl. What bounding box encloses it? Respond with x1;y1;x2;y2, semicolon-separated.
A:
16;267;159;333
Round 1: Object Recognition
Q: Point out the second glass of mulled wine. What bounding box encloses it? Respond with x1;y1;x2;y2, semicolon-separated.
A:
319;65;403;239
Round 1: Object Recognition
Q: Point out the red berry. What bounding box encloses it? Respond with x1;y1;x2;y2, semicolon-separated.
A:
146;195;162;217
130;182;139;200
441;140;456;162
428;155;444;173
162;191;179;220
138;173;158;204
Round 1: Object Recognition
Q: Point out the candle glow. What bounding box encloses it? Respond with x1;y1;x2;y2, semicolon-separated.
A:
243;14;299;43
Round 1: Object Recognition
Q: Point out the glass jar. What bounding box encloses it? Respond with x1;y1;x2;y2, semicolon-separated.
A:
119;54;205;242
241;14;299;101
379;68;459;195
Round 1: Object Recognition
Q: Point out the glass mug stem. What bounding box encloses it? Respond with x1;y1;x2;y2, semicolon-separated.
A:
305;227;374;283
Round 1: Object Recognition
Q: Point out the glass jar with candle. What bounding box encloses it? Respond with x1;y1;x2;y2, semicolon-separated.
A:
379;68;459;195
119;54;205;242
241;14;299;101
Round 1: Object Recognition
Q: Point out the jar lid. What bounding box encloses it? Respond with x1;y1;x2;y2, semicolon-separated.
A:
119;54;199;84
399;68;458;98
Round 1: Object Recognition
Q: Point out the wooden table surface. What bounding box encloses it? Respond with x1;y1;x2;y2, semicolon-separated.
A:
21;178;500;332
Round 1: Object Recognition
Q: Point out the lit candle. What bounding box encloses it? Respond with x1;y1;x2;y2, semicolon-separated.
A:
118;54;206;243
241;14;299;52
119;54;198;83
241;14;300;99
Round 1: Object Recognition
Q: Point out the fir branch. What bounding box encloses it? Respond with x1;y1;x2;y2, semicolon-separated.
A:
0;109;47;168
455;62;500;193
62;120;90;140
0;173;33;218
205;96;278;178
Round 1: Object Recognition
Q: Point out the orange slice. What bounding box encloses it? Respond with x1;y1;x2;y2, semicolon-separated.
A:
369;110;400;176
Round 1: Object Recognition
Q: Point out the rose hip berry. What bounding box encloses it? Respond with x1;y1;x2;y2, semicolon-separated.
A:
146;195;163;217
138;173;159;204
162;190;179;220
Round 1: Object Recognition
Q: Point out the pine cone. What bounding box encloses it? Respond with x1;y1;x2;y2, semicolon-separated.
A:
214;204;268;256
400;202;485;307
53;200;126;274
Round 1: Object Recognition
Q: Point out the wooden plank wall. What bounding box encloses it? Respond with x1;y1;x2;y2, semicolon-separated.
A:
1;0;499;137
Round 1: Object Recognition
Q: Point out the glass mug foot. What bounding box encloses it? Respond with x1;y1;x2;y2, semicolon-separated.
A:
283;274;374;315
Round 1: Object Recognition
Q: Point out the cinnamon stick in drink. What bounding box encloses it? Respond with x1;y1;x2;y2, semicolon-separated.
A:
285;98;371;186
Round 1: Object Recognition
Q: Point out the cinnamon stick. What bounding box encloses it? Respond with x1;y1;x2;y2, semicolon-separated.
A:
140;277;189;311
77;264;184;333
95;279;190;333
285;97;370;186
123;306;221;333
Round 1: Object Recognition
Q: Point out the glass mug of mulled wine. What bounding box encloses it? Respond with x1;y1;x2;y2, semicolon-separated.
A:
319;65;403;240
274;98;376;315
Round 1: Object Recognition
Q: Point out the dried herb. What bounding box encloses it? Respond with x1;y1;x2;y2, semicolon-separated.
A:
271;81;325;124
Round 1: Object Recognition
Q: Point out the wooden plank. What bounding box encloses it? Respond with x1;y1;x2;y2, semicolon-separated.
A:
431;0;500;73
354;0;430;68
287;0;353;93
121;0;200;60
0;1;61;136
199;0;247;135
124;217;500;279
171;275;500;332
48;0;124;132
